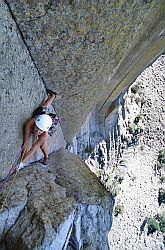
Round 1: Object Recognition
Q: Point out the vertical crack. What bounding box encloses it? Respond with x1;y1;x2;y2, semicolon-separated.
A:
4;0;47;89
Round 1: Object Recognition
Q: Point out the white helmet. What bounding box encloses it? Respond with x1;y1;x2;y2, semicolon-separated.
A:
35;114;52;132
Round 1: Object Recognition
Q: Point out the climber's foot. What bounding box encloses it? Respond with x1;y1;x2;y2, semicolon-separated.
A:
40;157;48;165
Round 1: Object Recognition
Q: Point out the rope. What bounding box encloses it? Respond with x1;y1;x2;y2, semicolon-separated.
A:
0;139;29;193
0;141;28;213
0;147;23;192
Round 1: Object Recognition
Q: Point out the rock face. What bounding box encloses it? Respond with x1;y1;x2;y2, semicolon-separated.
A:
5;0;165;141
0;0;66;179
0;149;114;250
72;79;145;198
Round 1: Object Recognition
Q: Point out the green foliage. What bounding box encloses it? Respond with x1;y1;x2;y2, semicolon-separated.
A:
160;176;165;183
148;218;160;234
114;204;124;216
157;149;165;170
128;123;136;134
159;149;165;155
131;83;140;94
158;188;165;206
157;212;165;233
128;123;143;135
111;191;118;197
158;149;165;164
157;162;165;170
148;213;165;234
134;114;144;124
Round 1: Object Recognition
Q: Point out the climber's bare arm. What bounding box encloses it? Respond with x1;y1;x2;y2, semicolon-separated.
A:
22;132;48;163
42;93;56;108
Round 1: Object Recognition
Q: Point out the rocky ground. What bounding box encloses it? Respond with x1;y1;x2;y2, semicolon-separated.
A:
109;55;165;250
109;146;164;250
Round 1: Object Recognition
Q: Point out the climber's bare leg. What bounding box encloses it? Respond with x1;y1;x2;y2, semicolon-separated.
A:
40;142;49;165
20;118;35;160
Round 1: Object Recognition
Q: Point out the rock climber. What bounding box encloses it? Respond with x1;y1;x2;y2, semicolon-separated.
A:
16;89;58;171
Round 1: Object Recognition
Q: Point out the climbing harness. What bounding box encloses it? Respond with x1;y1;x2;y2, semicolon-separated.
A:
48;113;60;136
0;139;29;212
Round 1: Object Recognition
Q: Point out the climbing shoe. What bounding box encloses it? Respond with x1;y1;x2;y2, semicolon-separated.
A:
40;156;48;165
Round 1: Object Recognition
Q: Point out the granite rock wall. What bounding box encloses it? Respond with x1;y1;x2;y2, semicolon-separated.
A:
0;0;66;180
5;0;165;142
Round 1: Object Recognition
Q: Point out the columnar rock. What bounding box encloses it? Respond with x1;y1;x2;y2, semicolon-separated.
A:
5;0;165;142
0;149;114;250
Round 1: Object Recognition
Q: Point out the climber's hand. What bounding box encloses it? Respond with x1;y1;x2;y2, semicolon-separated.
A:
46;89;57;98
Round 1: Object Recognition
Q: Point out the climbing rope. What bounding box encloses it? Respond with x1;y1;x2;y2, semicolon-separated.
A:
0;139;29;212
0;138;29;193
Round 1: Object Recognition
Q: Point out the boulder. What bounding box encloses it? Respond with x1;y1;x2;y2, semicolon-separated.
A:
0;149;114;250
